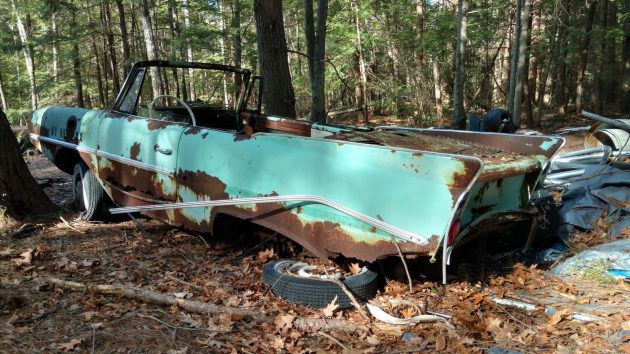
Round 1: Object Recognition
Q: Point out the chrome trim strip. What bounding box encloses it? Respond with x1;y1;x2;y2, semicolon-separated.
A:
29;134;175;176
96;150;175;176
30;134;97;154
109;195;431;246
440;158;484;285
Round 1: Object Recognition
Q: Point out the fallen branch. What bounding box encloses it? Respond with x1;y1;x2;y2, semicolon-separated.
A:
165;274;203;292
60;216;81;233
323;270;370;321
48;278;367;333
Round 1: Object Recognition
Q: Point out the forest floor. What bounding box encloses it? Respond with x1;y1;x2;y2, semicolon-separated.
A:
1;148;629;353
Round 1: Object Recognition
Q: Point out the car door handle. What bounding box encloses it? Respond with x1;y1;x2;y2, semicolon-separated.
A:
153;144;172;155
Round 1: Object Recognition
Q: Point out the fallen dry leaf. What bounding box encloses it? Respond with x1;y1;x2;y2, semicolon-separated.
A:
322;295;339;318
547;309;569;326
257;248;276;263
274;314;295;333
0;248;15;256
14;249;34;266
57;338;82;352
349;263;362;275
435;334;446;351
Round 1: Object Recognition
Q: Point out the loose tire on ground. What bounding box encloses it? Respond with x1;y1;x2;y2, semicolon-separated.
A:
262;259;378;309
72;162;105;221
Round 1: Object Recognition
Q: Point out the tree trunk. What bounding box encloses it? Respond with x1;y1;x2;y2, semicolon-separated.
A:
231;0;242;88
181;0;195;101
508;0;522;116
595;0;608;114
512;0;530;127
141;0;162;98
0;68;7;110
115;0;131;74
555;0;570;114
102;0;121;95
11;0;37;111
432;58;443;126
576;1;598;114
605;0;617;104
217;0;229;106
253;0;297;118
0;109;57;217
453;0;468;129
70;12;84;108
524;0;538;127
304;0;329;123
87;11;106;108
622;0;630;113
352;0;368;123
416;0;425;65
536;19;559;124
51;12;59;89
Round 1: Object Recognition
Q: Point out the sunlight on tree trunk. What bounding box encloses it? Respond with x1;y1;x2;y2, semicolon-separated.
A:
453;0;468;129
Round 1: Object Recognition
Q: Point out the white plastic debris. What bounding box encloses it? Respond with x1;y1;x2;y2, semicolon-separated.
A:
366;298;448;325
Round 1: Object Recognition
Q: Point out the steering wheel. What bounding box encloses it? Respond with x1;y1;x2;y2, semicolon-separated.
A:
148;95;197;126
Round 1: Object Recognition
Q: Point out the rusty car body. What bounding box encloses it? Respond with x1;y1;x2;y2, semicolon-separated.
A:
28;61;564;281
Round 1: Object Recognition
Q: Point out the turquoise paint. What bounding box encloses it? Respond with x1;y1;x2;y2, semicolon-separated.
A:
540;138;559;151
175;127;481;244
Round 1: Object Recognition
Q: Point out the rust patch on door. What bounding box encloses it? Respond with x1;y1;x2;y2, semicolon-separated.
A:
99;159;177;202
130;143;141;161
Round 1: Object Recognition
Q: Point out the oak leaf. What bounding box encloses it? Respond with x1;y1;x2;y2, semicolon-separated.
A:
274;314;295;333
349;263;362;275
57;338;82;352
435;334;446;351
322;295;339;317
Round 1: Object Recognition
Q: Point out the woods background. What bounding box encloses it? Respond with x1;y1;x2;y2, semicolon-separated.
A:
0;0;628;128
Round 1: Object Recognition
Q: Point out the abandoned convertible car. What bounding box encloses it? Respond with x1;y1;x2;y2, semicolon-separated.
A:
28;61;564;281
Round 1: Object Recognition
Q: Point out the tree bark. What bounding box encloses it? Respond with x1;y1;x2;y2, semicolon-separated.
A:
115;0;131;74
622;0;630;113
555;0;570;114
304;0;329;123
432;58;443;125
352;0;368;123
217;0;230;106
0;68;7;110
576;1;598;114
512;0;530;127
604;0;616;104
70;12;84;108
595;0;608;114
11;0;37;111
0;109;57;217
231;0;242;88
536;19;559;124
453;0;468;129
141;0;162;98
253;0;297;118
51;12;59;89
508;0;522;116
524;0;538;127
102;0;121;95
181;0;195;101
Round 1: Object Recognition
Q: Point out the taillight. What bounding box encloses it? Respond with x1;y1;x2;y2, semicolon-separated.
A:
447;218;461;246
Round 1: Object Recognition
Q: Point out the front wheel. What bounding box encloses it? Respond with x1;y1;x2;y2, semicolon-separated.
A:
72;162;105;221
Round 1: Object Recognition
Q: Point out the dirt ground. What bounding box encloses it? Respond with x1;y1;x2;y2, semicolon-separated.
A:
1;154;629;353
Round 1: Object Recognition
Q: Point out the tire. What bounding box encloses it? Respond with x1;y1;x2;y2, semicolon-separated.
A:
263;259;378;309
72;162;105;221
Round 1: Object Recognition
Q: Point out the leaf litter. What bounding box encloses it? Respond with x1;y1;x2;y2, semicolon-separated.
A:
0;154;628;353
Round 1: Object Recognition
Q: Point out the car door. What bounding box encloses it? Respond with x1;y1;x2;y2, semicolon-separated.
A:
96;66;186;224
